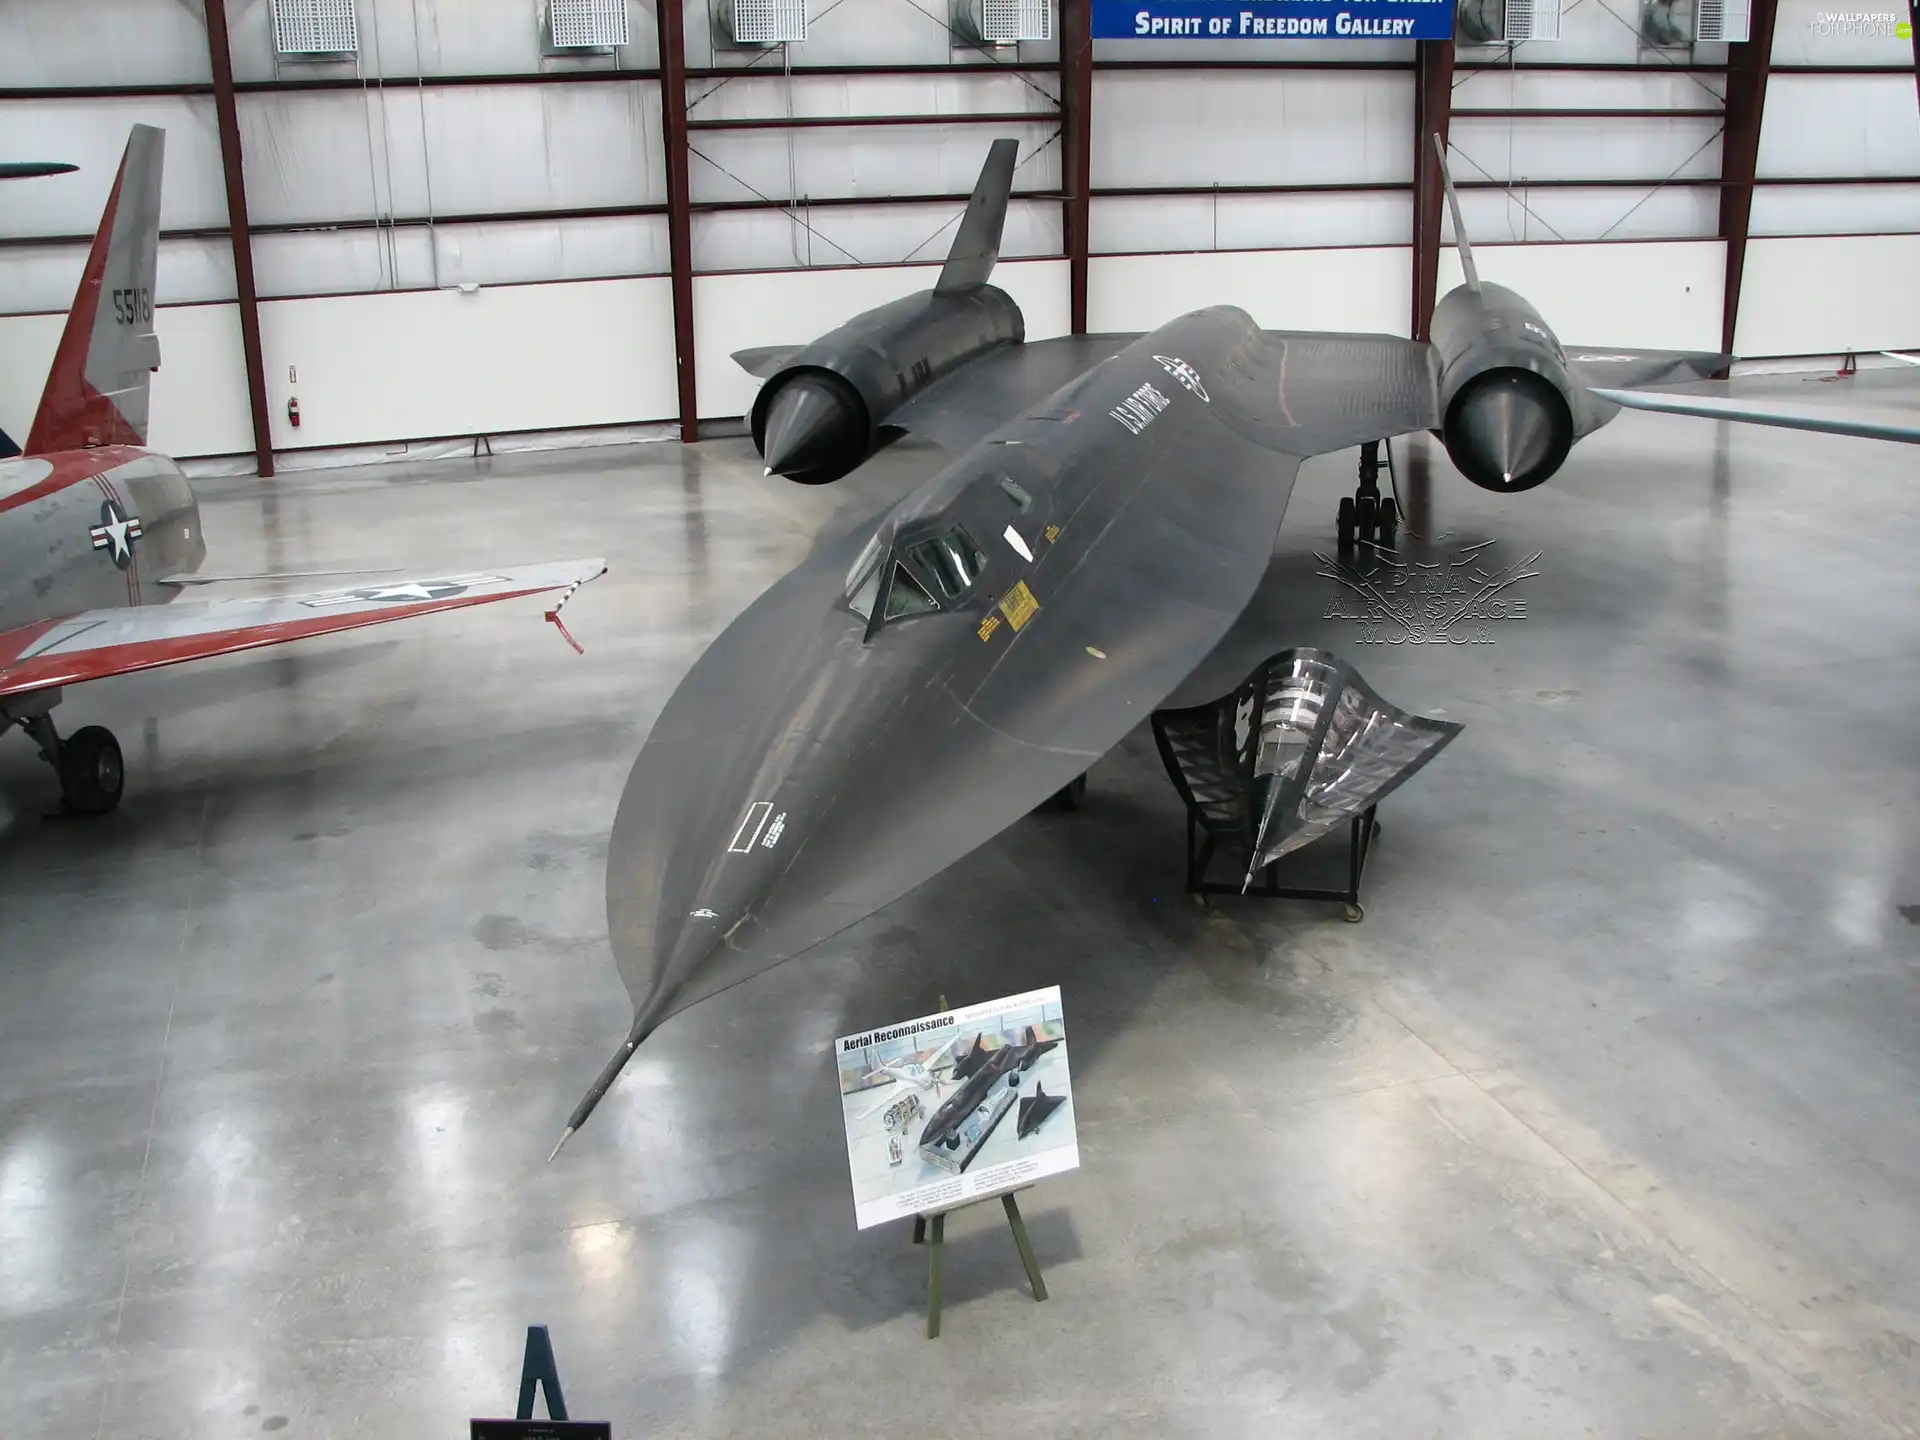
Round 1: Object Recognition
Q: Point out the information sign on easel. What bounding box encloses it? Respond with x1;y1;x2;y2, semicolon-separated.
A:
836;986;1077;1335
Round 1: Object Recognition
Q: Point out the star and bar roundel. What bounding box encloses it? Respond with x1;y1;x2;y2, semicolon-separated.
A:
89;499;143;570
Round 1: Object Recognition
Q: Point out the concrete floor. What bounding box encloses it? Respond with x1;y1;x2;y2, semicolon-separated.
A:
1;402;1917;1439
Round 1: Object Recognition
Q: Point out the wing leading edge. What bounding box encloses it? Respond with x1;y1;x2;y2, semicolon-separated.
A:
0;558;605;700
1590;385;1920;445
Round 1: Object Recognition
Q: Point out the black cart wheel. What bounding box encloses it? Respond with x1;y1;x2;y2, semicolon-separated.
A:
1336;496;1356;551
1342;901;1364;924
1047;773;1088;813
60;725;124;815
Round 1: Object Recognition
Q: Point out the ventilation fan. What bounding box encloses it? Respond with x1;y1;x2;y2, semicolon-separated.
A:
714;0;808;46
1693;0;1750;41
543;0;631;50
1641;0;1749;45
1458;0;1562;42
954;0;1053;45
271;0;358;55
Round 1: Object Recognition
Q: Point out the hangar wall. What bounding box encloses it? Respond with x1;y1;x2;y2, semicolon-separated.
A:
2;0;1917;463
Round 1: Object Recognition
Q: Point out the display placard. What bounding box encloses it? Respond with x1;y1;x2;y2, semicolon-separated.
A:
837;986;1078;1230
1092;0;1455;39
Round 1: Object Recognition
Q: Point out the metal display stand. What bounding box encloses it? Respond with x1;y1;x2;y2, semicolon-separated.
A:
516;1324;568;1422
911;1189;1048;1339
1185;804;1381;923
470;1326;613;1440
1152;647;1463;926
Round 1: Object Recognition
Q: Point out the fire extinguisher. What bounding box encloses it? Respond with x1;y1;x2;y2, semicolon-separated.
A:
287;396;301;429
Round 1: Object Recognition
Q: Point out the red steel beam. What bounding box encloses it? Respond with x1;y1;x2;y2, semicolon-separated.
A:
203;0;275;478
659;0;699;443
1060;0;1095;334
1411;38;1454;341
1719;0;1781;357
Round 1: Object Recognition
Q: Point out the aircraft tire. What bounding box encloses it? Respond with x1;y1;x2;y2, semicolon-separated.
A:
1378;497;1398;540
1337;496;1356;551
61;726;124;815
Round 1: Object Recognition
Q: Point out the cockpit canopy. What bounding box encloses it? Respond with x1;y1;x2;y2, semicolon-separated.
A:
846;523;987;632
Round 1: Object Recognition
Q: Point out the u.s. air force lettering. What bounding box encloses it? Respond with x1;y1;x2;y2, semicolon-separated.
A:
1092;0;1455;38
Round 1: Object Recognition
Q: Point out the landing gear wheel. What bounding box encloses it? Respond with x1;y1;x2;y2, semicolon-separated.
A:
1376;497;1398;546
1336;496;1357;553
59;725;123;815
1356;493;1378;543
1342;902;1364;924
1047;773;1088;813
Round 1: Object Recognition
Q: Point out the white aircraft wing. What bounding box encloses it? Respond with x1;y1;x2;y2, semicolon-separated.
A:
0;558;604;702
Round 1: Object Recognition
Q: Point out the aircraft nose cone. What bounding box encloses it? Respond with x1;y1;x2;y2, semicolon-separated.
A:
758;374;861;481
1445;369;1572;492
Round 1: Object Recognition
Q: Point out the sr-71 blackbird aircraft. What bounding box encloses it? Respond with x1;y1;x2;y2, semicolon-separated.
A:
917;1025;1061;1165
549;135;1727;1153
0;126;604;814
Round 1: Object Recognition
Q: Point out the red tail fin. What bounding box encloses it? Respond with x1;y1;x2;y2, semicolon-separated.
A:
26;126;165;456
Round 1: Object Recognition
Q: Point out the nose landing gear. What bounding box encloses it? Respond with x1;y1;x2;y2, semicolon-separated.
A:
5;692;125;815
1336;440;1399;556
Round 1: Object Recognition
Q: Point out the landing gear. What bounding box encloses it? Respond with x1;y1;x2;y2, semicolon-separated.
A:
1045;773;1088;813
1337;441;1399;555
6;693;124;815
60;727;124;815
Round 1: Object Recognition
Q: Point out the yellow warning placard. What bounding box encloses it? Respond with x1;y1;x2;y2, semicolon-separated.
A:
999;580;1040;631
977;613;1002;642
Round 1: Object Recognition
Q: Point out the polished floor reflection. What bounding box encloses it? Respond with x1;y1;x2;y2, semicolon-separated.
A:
2;410;1918;1438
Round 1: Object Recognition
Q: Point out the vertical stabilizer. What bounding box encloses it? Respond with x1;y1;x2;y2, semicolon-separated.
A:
1432;131;1480;295
26;125;165;456
934;139;1019;296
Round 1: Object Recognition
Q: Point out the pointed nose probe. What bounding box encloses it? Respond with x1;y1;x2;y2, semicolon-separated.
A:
759;375;859;479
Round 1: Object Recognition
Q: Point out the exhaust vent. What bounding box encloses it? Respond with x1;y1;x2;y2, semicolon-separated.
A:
955;0;1053;44
717;0;809;46
545;0;631;49
1459;0;1562;41
1695;0;1751;40
271;0;358;56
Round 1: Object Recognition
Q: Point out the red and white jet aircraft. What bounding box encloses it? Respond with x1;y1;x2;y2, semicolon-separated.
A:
0;126;604;814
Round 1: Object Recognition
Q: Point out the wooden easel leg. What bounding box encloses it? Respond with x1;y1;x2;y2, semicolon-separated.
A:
1003;1193;1047;1302
926;1213;946;1338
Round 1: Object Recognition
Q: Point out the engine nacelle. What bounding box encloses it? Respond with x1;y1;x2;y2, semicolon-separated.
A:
751;283;1023;485
1430;282;1577;493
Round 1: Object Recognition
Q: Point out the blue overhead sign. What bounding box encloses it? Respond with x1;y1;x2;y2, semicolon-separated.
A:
1092;0;1455;38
